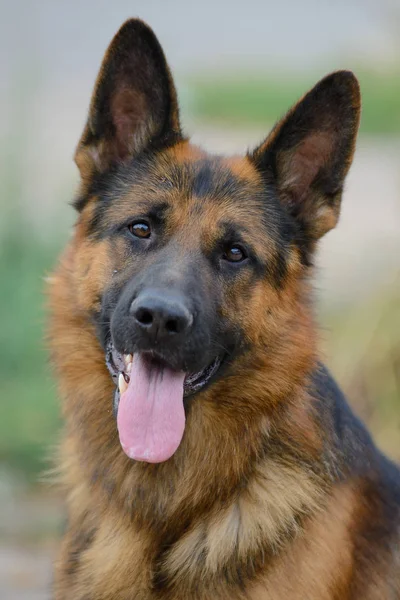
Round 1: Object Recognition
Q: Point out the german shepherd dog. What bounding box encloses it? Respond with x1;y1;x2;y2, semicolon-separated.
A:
48;19;400;599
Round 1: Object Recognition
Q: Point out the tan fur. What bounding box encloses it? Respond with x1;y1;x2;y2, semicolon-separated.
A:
164;459;322;582
248;483;356;599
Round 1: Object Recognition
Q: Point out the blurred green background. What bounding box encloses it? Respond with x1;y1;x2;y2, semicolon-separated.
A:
1;0;399;596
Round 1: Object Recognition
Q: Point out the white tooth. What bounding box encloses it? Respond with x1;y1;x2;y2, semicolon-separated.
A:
126;362;132;374
119;373;128;394
124;354;133;366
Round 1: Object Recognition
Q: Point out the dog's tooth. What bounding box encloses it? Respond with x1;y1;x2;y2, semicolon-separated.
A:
124;353;133;367
119;373;128;394
126;361;132;374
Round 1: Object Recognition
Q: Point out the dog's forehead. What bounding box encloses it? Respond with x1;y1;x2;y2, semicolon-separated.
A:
107;143;268;223
152;144;263;200
83;141;294;260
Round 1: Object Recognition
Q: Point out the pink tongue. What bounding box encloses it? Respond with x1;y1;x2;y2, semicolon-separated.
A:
117;354;186;463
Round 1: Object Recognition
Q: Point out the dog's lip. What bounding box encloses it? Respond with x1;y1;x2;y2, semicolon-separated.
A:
105;341;224;413
183;354;222;396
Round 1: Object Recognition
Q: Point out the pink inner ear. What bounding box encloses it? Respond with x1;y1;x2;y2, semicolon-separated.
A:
286;131;335;201
110;87;148;159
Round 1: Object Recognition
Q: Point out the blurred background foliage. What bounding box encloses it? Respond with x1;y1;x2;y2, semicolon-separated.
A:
0;0;399;595
189;69;400;134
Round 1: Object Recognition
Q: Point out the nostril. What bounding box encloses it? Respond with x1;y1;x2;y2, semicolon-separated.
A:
131;293;193;337
165;319;179;334
135;308;153;326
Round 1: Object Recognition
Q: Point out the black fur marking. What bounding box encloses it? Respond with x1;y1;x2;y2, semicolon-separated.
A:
191;161;215;197
65;525;96;577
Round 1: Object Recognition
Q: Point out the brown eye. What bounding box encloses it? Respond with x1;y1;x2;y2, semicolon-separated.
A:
223;245;246;263
128;221;151;239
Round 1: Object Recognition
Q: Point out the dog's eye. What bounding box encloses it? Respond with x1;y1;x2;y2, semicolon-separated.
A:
223;245;247;263
128;221;151;239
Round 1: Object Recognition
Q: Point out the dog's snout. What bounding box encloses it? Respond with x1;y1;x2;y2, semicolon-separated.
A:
130;291;193;342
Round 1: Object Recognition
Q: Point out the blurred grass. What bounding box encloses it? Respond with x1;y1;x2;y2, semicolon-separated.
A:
187;69;400;134
0;83;62;481
322;282;400;460
0;233;61;480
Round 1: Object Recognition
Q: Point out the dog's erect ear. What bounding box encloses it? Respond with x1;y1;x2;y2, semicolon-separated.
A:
75;19;181;182
250;71;360;248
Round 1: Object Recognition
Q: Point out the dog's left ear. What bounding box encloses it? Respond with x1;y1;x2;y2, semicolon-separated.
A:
75;19;181;186
250;71;360;246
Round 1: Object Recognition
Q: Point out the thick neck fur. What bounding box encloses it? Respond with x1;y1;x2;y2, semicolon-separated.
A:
49;239;334;597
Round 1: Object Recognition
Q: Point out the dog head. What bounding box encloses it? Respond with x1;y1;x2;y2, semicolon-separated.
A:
69;19;360;463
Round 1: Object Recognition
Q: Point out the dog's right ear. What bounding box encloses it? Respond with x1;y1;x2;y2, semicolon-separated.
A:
75;19;181;190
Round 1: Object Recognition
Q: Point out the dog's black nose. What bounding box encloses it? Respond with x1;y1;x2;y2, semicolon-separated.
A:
130;291;193;342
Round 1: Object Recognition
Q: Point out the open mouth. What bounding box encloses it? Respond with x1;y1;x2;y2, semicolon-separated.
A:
105;342;223;463
106;342;222;406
